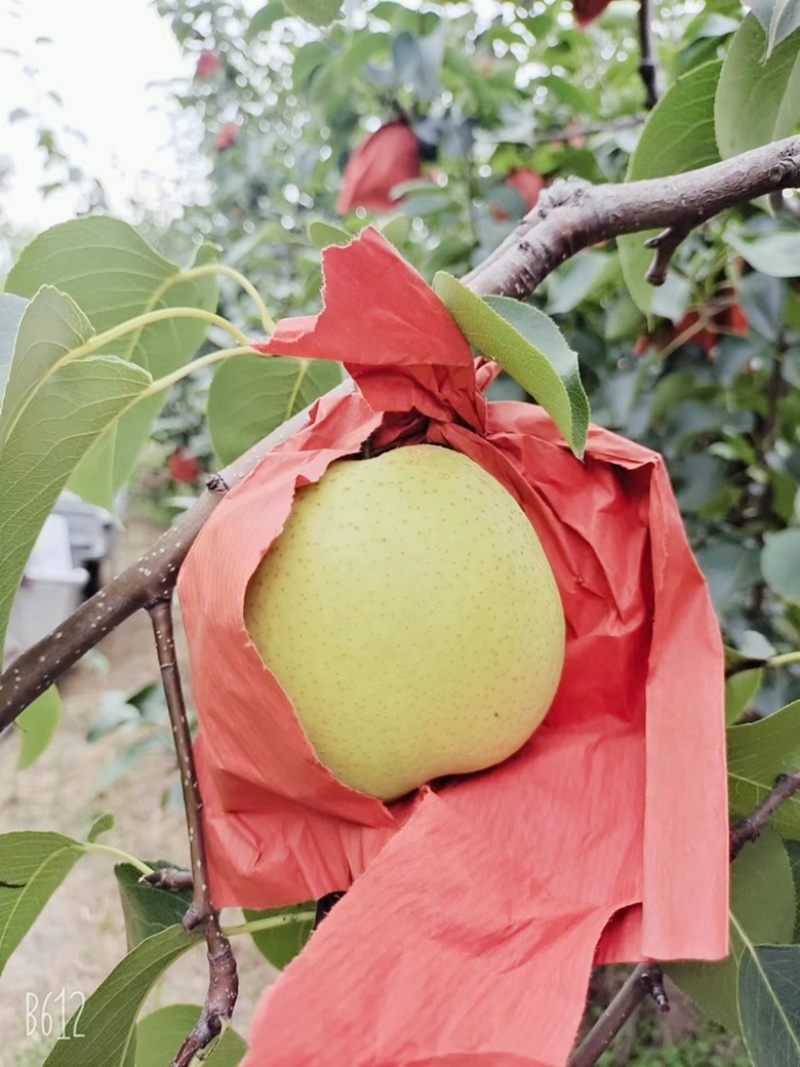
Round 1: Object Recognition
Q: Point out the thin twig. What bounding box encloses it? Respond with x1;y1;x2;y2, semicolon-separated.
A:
637;0;659;110
644;225;691;285
3;137;800;729
729;773;800;859
567;964;666;1067
143;868;194;892
147;599;238;1066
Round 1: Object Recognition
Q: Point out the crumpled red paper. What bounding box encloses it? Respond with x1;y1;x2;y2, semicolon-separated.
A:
178;227;729;1067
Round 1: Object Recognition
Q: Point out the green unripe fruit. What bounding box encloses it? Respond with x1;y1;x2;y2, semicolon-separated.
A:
244;445;565;801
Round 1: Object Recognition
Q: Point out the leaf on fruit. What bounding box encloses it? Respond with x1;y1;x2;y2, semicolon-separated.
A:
114;863;193;951
5;217;218;509
243;903;316;970
738;944;800;1064
15;685;61;769
716;13;800;158
135;1005;247;1066
432;274;589;457
0;286;151;662
0;831;88;974
208;355;343;465
41;925;201;1067
669;829;796;1033
618;61;721;315
728;701;800;837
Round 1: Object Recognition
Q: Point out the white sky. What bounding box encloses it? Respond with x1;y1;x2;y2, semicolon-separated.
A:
0;0;197;231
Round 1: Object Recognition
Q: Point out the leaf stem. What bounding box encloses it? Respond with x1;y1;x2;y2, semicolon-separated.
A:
181;263;277;334
84;843;154;877
224;910;316;938
74;306;252;355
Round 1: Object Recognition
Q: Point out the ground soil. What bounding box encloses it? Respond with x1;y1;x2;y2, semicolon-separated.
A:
0;514;274;1067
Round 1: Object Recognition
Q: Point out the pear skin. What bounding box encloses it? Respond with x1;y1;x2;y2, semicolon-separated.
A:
244;444;565;801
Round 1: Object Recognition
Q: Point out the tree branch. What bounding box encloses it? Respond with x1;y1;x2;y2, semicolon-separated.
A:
567;964;667;1067
2;136;800;729
729;773;800;859
147;599;238;1066
464;135;800;298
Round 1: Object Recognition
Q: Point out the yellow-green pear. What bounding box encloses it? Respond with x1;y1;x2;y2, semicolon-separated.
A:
244;444;565;801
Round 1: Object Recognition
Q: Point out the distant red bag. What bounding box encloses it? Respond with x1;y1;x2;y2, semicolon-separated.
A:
573;0;613;27
178;228;728;1067
337;119;422;214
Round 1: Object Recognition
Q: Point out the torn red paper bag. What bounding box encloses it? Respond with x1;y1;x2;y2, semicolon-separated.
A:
177;227;728;1066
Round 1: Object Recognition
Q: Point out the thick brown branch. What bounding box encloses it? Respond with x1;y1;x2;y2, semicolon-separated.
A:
464;135;800;298
147;599;238;1066
729;773;800;859
3;137;800;729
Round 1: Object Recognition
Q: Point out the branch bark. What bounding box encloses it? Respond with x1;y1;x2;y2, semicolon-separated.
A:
2;135;800;730
147;599;238;1066
567;964;667;1067
464;135;800;299
729;772;800;859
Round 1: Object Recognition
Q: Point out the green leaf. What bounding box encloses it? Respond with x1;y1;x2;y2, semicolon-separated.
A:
0;286;151;661
307;219;352;249
0;292;28;402
728;700;800;837
135;1005;246;1066
0;831;87;974
243;903;316;969
768;2;800;56
15;685;61;769
618;61;721;315
432;273;589;456
547;252;609;316
669;829;796;1034
762;528;800;603
6;217;217;508
727;232;800;278
285;0;342;27
41;925;201;1067
726;668;764;725
716;14;800;159
246;1;286;38
738;944;800;1064
86;814;115;843
114;863;192;951
208;355;343;465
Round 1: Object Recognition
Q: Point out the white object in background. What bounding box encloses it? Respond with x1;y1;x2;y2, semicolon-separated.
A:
5;514;89;664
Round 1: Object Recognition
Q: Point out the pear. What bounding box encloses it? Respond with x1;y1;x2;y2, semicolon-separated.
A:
244;444;565;801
